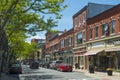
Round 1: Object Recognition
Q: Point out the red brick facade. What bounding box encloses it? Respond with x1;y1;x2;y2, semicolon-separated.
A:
45;3;120;70
87;4;120;41
86;4;120;70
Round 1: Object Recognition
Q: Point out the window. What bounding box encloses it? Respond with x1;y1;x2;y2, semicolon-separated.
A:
101;23;107;36
95;26;98;37
90;27;92;39
68;37;72;46
110;20;115;34
60;39;64;48
76;32;82;44
102;23;106;36
54;44;58;51
64;39;67;47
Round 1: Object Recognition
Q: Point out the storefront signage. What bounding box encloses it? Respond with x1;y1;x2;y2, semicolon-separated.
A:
92;42;104;48
114;41;120;45
107;38;120;46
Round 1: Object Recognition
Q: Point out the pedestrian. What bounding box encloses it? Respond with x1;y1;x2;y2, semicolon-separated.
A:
75;63;79;69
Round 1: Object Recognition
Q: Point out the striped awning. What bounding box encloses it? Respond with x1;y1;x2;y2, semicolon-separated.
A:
84;49;104;56
105;48;120;52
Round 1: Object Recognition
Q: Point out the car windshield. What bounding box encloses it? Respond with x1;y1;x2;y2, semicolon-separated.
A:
56;61;63;64
11;64;20;67
62;63;69;66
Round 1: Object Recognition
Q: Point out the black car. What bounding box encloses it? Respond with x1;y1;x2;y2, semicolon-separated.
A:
30;61;39;69
9;62;22;74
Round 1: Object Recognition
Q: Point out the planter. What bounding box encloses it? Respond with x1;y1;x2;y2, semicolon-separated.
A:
107;70;112;76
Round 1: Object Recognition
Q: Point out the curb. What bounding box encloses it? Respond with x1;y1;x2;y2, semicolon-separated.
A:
73;69;120;80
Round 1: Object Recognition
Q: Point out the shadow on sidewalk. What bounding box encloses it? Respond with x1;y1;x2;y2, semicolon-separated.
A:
0;73;19;80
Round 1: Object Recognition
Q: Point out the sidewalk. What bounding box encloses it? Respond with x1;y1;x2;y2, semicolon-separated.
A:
0;73;18;80
74;69;120;80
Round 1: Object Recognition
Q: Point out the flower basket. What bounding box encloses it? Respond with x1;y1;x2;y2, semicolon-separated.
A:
106;68;113;76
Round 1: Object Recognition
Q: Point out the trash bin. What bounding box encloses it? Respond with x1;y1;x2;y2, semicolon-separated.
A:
89;65;94;73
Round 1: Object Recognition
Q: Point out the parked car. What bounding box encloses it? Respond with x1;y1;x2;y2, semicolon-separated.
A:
9;62;22;74
39;61;46;67
30;61;39;69
50;60;63;69
56;63;73;72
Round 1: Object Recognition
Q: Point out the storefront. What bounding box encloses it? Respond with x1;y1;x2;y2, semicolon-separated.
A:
73;46;86;69
105;38;120;70
61;49;73;65
85;37;120;71
84;49;108;71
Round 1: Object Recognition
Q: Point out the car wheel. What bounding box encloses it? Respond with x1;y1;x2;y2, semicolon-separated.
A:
69;70;72;72
19;71;22;74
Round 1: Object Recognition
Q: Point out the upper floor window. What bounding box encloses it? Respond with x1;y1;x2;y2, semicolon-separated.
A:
110;19;115;34
60;39;64;48
76;32;82;44
64;39;67;47
54;44;58;51
95;26;98;37
90;27;92;39
68;37;72;46
101;23;108;36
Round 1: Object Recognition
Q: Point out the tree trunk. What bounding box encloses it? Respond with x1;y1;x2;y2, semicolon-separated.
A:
0;30;9;73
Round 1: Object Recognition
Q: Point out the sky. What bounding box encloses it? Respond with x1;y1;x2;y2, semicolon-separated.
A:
27;0;120;42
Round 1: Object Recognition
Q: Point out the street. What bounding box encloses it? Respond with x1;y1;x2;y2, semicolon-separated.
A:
4;65;99;80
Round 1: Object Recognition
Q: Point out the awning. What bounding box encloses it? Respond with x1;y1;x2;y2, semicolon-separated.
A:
84;49;104;56
105;48;120;52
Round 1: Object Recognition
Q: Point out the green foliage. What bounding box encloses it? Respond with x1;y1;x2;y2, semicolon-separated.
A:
21;42;37;59
0;0;67;59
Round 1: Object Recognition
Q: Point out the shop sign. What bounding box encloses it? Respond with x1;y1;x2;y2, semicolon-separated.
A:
114;41;120;45
92;42;104;48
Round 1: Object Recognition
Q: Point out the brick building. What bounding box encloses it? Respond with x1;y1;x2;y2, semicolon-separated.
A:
45;29;74;65
59;29;74;65
45;31;63;62
31;38;45;61
73;3;114;69
85;4;120;71
44;3;120;71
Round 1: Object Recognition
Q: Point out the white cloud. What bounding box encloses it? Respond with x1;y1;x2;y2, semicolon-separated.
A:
30;35;45;39
25;35;45;43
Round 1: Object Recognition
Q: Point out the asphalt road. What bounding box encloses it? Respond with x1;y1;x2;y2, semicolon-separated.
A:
2;65;99;80
19;65;99;80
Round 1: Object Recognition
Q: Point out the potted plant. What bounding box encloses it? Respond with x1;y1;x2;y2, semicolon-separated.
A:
106;68;113;76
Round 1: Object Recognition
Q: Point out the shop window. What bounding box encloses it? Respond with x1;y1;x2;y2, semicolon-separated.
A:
110;19;115;34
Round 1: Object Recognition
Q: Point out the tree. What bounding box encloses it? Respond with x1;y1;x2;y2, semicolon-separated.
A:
0;0;67;34
0;0;67;72
21;42;37;59
0;0;67;51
